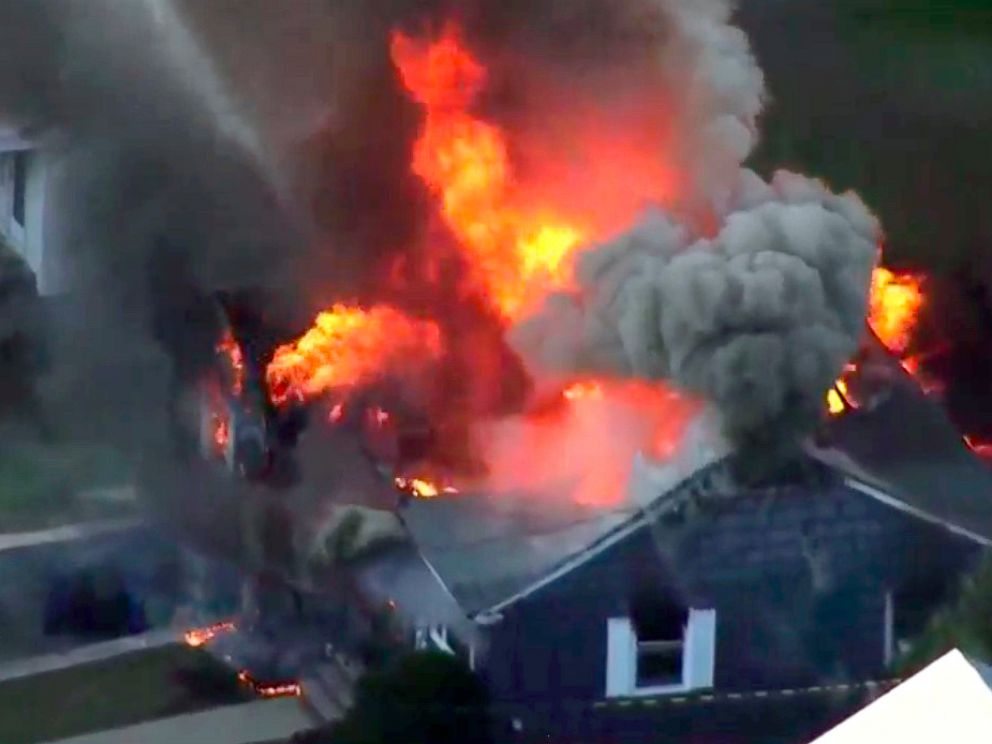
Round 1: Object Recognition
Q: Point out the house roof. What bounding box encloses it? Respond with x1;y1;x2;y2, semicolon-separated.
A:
391;333;992;620
810;649;992;743
813;337;992;545
397;420;731;616
399;490;636;615
397;456;744;618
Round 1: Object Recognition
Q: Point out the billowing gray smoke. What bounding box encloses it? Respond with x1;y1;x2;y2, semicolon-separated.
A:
513;170;879;466
0;0;884;562
507;0;882;469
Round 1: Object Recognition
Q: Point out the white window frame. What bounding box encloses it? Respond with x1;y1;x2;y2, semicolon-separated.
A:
605;609;716;697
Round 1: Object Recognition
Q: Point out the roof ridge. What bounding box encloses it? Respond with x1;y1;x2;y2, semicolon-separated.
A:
475;458;738;618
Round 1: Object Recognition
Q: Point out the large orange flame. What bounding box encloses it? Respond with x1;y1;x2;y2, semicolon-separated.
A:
265;304;442;407
827;267;927;417
868;267;924;355
391;25;588;320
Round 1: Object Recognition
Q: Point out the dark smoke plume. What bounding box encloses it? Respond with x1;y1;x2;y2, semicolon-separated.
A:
0;0;883;551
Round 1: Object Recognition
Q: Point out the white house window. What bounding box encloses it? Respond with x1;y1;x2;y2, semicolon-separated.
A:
606;608;716;697
636;636;683;688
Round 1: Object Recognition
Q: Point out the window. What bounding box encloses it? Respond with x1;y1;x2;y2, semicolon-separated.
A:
636;637;683;688
12;151;26;227
885;577;950;665
632;597;687;688
414;623;477;670
606;608;716;697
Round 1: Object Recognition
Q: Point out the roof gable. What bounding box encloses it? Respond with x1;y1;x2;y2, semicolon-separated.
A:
814;349;992;544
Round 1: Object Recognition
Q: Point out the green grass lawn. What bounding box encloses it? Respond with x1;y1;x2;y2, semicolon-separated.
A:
0;644;252;743
0;440;134;532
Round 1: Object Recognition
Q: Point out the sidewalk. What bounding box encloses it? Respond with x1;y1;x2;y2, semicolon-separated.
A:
0;517;144;554
41;697;315;744
0;628;181;684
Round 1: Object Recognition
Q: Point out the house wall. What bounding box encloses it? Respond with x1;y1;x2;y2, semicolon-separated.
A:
0;151;21;247
480;470;981;706
0;148;55;294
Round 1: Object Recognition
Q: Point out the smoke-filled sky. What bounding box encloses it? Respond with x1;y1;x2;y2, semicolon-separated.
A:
0;0;888;467
4;0;989;596
739;0;992;440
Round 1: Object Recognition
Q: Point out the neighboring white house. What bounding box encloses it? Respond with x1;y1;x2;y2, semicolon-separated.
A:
0;130;55;294
810;649;992;744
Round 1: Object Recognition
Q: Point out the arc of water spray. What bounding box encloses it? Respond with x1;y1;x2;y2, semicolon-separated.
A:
140;0;289;204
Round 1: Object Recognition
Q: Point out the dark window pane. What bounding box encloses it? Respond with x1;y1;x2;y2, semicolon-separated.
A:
631;590;687;641
894;577;948;641
636;646;683;688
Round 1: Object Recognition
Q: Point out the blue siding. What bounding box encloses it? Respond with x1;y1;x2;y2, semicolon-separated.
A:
481;477;981;704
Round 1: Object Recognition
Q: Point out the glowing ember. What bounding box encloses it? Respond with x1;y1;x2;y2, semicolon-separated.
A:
329;402;345;423
391;25;588;320
183;621;236;648
899;353;945;396
265;304;442;407
212;411;230;454
868;267;924;355
826;387;846;416
237;670;301;698
826;366;860;418
216;329;245;398
395;476;457;499
369;406;391;427
563;381;604;402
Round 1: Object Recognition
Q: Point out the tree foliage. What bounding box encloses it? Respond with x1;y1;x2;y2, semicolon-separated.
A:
899;552;992;674
294;651;492;744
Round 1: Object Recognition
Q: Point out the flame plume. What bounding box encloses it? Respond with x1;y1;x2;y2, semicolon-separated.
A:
391;25;587;321
868;267;925;355
265;304;442;408
827;267;926;417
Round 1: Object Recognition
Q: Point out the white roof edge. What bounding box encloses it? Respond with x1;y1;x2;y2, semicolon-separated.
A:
844;477;992;547
417;547;465;612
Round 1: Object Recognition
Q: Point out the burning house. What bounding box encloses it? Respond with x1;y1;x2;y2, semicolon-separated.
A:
2;1;991;742
137;10;992;741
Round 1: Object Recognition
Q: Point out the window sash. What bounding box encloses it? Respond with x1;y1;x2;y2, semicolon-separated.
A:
606;609;716;698
637;639;683;654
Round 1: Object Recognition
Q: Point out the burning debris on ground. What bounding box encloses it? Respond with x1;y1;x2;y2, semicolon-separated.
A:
183;620;237;648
